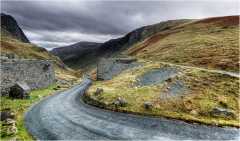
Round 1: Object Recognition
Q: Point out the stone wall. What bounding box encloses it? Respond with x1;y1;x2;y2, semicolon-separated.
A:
0;59;55;96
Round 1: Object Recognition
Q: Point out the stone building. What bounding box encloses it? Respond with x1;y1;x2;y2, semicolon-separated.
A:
0;59;55;96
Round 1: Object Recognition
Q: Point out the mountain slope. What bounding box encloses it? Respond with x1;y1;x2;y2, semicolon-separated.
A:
51;42;102;69
52;19;191;69
1;13;30;43
85;16;239;128
126;15;239;72
53;16;239;73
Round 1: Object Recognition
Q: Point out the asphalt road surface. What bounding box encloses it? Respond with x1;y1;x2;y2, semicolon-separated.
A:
25;78;239;140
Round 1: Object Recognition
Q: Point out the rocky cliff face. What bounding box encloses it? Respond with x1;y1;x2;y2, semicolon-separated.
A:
1;13;30;43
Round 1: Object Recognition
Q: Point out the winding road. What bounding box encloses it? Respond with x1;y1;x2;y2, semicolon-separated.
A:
25;78;239;140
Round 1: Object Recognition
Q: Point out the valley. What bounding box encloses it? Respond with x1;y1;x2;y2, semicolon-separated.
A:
0;8;239;141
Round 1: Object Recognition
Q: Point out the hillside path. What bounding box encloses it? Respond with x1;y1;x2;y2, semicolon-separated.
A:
159;62;239;78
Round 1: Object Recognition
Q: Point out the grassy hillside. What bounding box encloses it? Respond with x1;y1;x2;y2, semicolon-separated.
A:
86;60;239;127
126;16;239;72
85;16;239;128
1;32;81;80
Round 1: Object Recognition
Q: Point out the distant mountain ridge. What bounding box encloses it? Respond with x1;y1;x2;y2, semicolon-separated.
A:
1;13;30;43
51;42;102;61
51;15;239;72
52;19;191;69
51;42;103;69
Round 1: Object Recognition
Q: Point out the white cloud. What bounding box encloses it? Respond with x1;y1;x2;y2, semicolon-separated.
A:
25;30;121;49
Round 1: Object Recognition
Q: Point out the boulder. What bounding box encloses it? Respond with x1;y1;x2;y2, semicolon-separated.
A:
2;118;16;126
113;97;127;107
210;107;235;118
144;102;153;110
190;110;198;116
0;110;15;121
94;88;104;95
9;81;31;99
57;79;72;87
6;125;17;135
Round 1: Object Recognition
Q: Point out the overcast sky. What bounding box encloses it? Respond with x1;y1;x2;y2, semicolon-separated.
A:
1;0;239;49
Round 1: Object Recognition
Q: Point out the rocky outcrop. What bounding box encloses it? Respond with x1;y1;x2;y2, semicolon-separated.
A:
1;13;30;43
94;88;104;96
144;102;153;110
0;59;55;96
113;97;127;107
1;118;18;136
136;67;179;86
97;58;139;80
210;107;235;119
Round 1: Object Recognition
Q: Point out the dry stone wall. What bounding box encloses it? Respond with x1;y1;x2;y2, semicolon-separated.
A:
0;59;55;96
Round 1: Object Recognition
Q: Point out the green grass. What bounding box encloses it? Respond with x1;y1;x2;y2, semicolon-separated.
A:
85;61;240;127
0;84;58;140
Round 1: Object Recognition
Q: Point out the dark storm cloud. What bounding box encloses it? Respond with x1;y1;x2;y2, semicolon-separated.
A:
1;0;239;49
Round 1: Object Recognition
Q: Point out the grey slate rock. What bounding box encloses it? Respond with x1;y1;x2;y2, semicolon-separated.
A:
136;67;178;86
94;88;104;96
210;107;235;119
113;97;127;107
3;118;16;126
97;58;139;80
144;102;153;110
